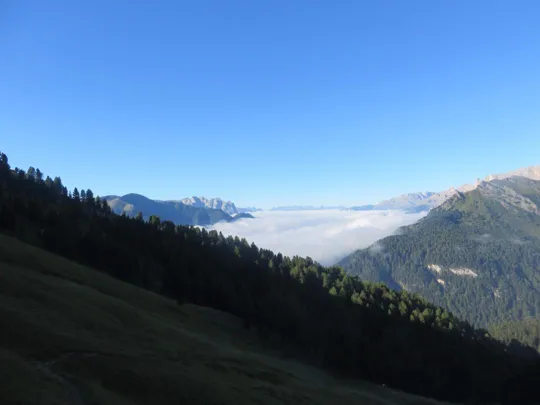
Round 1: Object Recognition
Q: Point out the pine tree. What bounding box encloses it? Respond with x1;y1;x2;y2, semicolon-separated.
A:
85;189;94;205
53;177;63;193
36;169;43;182
45;176;53;188
26;167;36;180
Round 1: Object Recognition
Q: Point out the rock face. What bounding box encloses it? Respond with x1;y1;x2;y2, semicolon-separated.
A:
485;165;540;182
476;178;540;214
180;197;238;215
430;165;540;209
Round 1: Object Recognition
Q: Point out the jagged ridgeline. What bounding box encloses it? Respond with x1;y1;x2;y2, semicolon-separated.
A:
103;193;254;226
1;151;540;404
339;176;540;327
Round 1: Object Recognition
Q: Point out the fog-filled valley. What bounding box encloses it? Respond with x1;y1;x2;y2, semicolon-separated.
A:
208;209;427;265
3;1;540;404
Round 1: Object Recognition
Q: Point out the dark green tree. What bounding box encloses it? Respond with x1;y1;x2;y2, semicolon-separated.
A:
85;189;94;205
36;168;43;182
26;166;36;180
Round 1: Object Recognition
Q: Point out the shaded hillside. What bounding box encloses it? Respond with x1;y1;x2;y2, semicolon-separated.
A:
2;152;540;404
340;176;540;327
0;234;450;405
105;193;242;225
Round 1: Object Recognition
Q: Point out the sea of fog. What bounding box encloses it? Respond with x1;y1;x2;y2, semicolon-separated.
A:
207;209;427;265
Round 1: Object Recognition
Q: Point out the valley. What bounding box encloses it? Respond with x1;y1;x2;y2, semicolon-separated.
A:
2;152;540;404
4;3;540;404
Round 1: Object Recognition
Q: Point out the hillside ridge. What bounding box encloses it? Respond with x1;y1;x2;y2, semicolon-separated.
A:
340;176;540;326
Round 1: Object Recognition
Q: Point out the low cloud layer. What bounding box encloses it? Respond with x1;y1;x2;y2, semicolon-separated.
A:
208;209;427;265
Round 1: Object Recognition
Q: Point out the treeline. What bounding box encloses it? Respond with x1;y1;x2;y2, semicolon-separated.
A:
1;151;540;404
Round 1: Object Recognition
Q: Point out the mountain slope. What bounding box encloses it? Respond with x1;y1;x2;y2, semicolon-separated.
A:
3;152;540;404
339;176;540;327
347;165;540;213
105;193;237;225
486;165;540;182
490;319;540;352
0;233;450;405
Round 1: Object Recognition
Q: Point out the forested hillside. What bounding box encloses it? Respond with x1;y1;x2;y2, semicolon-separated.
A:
340;177;540;327
491;319;540;352
1;151;540;404
1;233;448;405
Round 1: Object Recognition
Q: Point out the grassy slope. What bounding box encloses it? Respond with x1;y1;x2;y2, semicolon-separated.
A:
0;233;446;405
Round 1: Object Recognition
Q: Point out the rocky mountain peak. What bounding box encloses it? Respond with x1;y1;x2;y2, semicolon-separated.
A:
180;196;238;215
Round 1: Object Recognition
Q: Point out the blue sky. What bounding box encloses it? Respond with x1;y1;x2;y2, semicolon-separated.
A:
1;0;539;208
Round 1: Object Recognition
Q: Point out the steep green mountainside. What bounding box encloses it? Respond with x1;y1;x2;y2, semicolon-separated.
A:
490;319;540;352
0;234;448;405
105;193;239;225
2;153;540;404
339;176;540;327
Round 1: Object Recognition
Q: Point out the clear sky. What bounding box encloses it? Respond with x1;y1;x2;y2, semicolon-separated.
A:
1;0;539;208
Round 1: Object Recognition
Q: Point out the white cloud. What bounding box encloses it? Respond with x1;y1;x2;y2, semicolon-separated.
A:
207;209;427;265
367;241;385;256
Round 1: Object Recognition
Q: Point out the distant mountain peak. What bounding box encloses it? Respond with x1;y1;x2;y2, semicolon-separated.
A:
180;196;238;215
359;165;540;213
484;165;540;182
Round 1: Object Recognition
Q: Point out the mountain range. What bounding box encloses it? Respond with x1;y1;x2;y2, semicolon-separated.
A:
339;175;540;327
179;196;261;215
104;166;539;220
3;151;540;404
104;194;253;226
179;196;238;215
349;165;540;213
